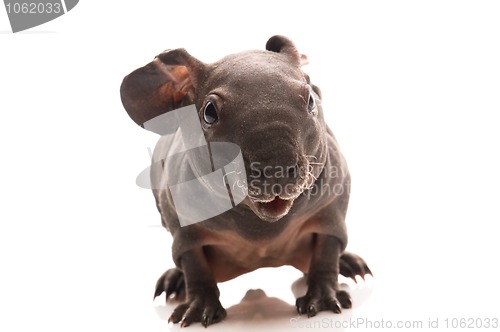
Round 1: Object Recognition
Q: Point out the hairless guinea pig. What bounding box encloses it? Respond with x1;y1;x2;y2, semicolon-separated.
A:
120;35;371;327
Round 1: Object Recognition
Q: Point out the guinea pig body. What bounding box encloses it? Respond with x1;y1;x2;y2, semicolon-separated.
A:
121;35;371;327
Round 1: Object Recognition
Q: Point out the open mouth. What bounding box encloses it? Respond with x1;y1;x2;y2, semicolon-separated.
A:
254;196;295;222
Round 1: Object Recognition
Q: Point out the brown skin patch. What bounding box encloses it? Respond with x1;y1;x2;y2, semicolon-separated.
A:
201;216;317;282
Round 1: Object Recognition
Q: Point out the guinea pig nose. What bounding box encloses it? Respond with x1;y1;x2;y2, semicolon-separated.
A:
248;162;299;181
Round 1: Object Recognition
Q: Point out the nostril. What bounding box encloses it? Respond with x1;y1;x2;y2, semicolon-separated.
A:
287;164;299;178
249;167;263;179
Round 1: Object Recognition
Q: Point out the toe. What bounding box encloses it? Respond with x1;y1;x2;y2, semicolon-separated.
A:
339;258;356;281
296;296;308;315
153;268;185;301
307;303;318;318
324;297;342;313
201;307;215;327
336;290;352;309
169;303;189;324
340;252;373;280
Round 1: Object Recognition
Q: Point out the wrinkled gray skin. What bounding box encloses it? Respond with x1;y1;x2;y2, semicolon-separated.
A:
120;36;371;328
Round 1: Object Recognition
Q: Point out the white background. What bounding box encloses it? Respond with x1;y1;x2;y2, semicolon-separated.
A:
1;1;500;331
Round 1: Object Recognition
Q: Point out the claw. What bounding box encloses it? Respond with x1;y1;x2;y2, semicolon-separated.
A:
202;307;215;327
201;314;212;328
325;297;342;313
336;290;352;309
339;259;356;282
339;252;373;281
167;315;176;324
153;268;185;301
153;285;164;300
365;265;373;277
295;297;307;315
180;318;191;328
307;304;317;318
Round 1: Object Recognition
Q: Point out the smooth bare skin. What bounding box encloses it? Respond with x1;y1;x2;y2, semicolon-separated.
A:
120;36;371;327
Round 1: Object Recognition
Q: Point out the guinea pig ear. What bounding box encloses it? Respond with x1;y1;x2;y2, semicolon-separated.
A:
265;35;302;66
120;48;204;129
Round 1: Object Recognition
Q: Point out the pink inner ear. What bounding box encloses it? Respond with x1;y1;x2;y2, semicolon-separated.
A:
300;54;309;67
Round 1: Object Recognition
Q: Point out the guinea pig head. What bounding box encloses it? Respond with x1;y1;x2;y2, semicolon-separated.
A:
120;36;328;222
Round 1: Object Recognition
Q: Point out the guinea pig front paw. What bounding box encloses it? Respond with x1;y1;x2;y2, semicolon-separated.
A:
168;292;227;327
296;282;352;317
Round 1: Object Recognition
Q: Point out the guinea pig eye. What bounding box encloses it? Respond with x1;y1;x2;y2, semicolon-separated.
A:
307;91;317;114
203;101;219;124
